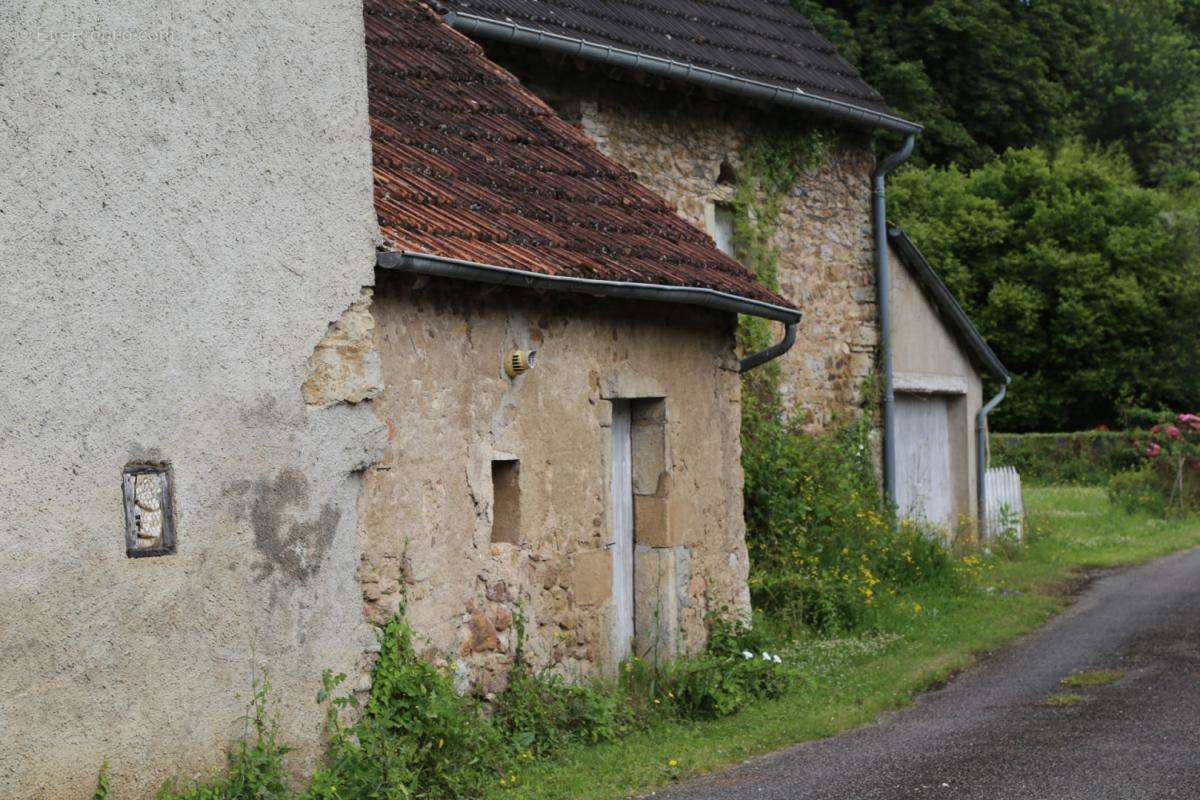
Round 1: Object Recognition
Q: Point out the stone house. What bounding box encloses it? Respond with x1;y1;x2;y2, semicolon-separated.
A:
359;0;800;693
434;0;1009;532
1;1;795;796
435;0;922;432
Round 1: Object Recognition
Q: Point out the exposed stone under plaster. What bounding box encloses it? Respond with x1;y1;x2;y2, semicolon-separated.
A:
481;49;881;432
359;274;751;694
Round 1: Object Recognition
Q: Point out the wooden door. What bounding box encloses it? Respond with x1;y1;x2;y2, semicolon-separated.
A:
895;393;954;529
610;401;634;663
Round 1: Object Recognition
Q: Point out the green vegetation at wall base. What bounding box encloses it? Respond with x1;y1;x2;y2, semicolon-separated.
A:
497;487;1200;800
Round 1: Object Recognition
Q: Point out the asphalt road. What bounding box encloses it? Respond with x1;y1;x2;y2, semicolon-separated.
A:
654;547;1200;800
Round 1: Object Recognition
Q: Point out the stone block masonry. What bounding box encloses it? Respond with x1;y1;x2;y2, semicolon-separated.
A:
360;273;750;692
483;48;881;433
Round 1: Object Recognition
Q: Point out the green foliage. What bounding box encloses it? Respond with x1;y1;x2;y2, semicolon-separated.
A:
889;141;1200;430
1108;465;1172;516
990;431;1142;486
96;610;797;800
1109;411;1200;515
92;761;111;800
491;666;636;759
729;125;833;415
1075;0;1200;187
620;616;792;721
793;0;1098;169
155;674;292;800
309;616;509;800
793;0;1200;190
742;402;961;633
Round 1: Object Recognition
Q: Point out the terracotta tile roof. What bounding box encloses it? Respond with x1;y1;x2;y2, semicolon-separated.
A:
365;0;795;311
437;0;893;119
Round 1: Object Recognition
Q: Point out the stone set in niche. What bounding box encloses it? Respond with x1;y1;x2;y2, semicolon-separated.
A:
122;466;176;557
133;473;164;546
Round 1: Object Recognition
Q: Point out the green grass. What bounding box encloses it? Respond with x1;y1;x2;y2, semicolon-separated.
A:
1041;693;1087;708
1060;668;1125;688
495;487;1200;800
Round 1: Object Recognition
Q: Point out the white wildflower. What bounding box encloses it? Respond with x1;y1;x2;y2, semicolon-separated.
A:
773;654;782;664
762;652;771;661
742;650;754;660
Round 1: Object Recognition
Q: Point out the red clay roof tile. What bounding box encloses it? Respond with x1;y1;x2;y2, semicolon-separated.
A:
366;0;795;311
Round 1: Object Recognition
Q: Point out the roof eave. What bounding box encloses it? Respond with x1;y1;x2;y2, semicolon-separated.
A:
886;227;1010;382
444;10;922;136
376;249;803;324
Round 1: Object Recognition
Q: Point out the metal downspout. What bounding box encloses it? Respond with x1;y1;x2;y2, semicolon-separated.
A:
976;380;1009;538
739;323;797;373
872;134;917;507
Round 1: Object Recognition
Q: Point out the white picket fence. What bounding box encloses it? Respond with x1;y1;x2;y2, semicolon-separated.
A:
985;466;1024;540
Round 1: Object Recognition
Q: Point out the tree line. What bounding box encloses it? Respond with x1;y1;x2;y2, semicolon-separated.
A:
796;0;1200;430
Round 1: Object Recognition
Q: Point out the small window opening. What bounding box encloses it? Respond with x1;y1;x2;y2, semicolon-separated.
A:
123;464;176;557
712;202;736;259
491;459;521;544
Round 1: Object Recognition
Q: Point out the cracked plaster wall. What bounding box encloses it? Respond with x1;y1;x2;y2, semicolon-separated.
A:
0;4;383;798
361;275;750;694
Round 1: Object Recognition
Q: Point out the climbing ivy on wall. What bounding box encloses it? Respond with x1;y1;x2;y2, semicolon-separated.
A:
730;124;832;409
731;127;962;634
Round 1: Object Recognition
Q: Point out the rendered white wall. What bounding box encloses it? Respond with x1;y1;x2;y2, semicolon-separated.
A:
0;4;382;797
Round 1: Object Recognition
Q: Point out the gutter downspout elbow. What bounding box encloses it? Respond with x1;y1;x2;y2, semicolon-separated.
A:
740;322;797;373
976;380;1009;539
872;134;916;508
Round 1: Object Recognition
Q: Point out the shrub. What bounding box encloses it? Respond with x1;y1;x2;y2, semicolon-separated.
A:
742;405;960;634
490;666;635;758
990;431;1142;486
620;615;791;721
310;616;509;800
1108;413;1200;515
1109;465;1169;516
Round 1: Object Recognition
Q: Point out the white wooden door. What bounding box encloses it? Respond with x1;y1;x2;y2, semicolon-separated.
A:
610;401;634;664
895;393;953;529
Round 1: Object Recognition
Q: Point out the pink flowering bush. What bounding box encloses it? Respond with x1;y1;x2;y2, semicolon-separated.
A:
1111;413;1200;515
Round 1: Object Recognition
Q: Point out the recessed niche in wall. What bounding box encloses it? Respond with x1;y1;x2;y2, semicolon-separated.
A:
122;464;176;557
491;459;521;545
711;202;735;259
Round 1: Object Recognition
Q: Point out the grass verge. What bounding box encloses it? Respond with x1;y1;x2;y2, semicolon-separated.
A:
497;486;1200;800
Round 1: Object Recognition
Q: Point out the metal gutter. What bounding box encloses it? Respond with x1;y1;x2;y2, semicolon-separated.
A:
376;250;803;372
444;10;923;136
976;380;1010;537
872;134;916;507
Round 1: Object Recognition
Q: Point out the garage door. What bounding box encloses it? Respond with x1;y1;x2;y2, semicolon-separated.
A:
894;393;953;530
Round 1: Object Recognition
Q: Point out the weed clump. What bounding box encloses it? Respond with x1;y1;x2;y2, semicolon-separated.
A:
1060;668;1124;688
743;406;963;634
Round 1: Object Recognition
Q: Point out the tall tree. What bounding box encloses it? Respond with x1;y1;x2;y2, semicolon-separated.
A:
890;142;1200;431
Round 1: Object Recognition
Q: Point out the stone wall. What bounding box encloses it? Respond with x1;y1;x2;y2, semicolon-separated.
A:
484;49;881;432
361;274;750;693
0;4;381;798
